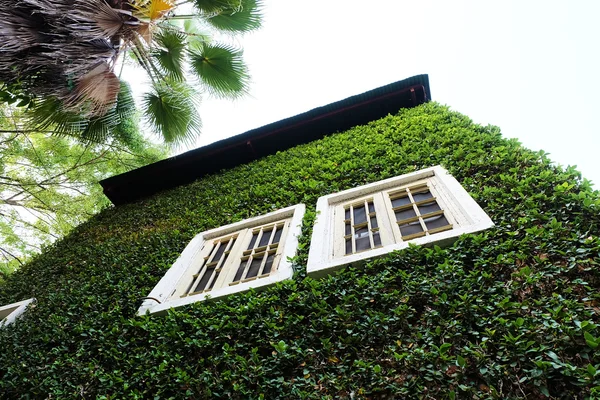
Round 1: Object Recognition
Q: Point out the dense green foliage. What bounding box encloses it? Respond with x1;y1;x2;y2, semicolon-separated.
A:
0;103;599;399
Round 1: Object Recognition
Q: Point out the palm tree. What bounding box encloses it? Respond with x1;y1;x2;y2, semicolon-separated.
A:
0;0;261;145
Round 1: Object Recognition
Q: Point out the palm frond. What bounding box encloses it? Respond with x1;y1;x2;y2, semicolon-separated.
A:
190;0;241;15
205;0;262;33
67;62;121;117
189;43;249;98
131;0;175;21
153;29;187;81
142;80;201;145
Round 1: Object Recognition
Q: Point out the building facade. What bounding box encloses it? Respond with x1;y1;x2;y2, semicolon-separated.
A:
1;76;599;398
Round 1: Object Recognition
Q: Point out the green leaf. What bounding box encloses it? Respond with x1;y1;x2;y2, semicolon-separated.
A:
456;355;466;368
585;332;599;349
205;0;262;33
143;80;201;145
189;43;249;98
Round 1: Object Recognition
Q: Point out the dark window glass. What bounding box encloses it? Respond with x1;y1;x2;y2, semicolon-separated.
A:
345;239;352;255
194;268;214;292
233;262;246;282
391;196;411;208
395;207;416;222
356;236;371;251
212;242;226;262
273;226;283;244
418;201;441;215
368;202;375;213
354;226;368;238
345;223;351;235
263;254;275;274
246;256;263;278
412;189;433;202
399;221;424;237
424;214;450;230
345;209;350;220
370;216;378;229
247;233;258;250
373;232;382;247
258;228;273;247
353;205;367;224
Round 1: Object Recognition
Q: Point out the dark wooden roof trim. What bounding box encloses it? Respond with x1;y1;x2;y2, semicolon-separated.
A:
100;74;431;205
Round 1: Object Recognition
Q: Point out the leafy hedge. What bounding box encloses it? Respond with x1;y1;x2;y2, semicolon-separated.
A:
1;103;599;399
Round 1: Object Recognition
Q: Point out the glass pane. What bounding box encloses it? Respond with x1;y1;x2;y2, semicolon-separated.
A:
345;222;351;235
354;226;368;238
212;242;226;262
233;262;246;282
345;238;352;255
395;207;416;222
273;226;283;244
368;202;375;213
246;256;263;278
424;214;450;230
356;236;371;251
194;267;214;292
373;232;381;247
399;221;424;237
247;233;259;250
258;228;273;247
412;189;433;202
263;253;275;274
391;196;411;208
209;270;220;289
353;205;367;224
418;201;441;215
370;216;378;229
345;208;350;220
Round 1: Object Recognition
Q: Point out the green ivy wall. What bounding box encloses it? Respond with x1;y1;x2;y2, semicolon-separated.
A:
1;103;599;399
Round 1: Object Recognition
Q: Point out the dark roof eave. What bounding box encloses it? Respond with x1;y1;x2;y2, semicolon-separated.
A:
101;74;431;205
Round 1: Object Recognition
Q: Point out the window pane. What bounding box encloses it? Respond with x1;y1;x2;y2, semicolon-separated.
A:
399;221;423;237
233;261;246;282
273;226;283;244
263;253;275;274
246;256;263;278
212;242;226;262
391;196;411;208
356;236;371;251
258;228;273;247
345;222;351;235
412;189;433;202
247;233;259;250
370;216;378;229
345;238;352;255
354;226;368;238
424;214;450;230
353;205;367;224
395;207;416;222
194;267;214;292
418;201;441;215
368;202;375;213
345;208;350;220
373;232;381;247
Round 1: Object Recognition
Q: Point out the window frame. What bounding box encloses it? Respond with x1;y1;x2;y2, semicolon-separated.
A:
307;166;494;278
0;298;36;327
138;204;305;315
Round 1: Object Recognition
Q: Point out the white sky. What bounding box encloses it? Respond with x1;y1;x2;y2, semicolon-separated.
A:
135;0;600;186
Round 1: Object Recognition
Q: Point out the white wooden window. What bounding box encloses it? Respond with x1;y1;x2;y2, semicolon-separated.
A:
0;298;35;327
308;166;494;278
139;204;305;315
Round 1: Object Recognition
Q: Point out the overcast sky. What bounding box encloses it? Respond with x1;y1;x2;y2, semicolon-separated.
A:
154;1;600;186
